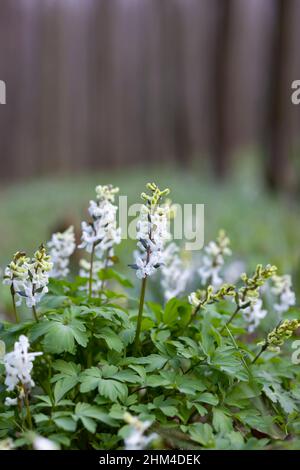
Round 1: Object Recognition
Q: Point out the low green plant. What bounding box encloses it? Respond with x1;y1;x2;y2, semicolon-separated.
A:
0;182;299;450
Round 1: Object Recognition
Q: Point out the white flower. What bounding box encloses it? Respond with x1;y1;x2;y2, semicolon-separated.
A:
3;247;52;309
79;185;121;260
161;243;190;301
33;436;59;451
0;438;14;450
188;291;201;307
271;275;296;315
198;231;231;288
133;205;170;280
3;335;42;394
48;226;76;278
4;397;18;406
243;298;268;333
123;413;157;451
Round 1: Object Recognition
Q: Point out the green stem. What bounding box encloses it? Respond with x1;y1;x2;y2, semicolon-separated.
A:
100;249;110;294
32;305;39;323
24;391;32;429
133;276;147;355
220;301;251;334
252;343;268;364
88;243;95;300
10;286;19;323
220;305;240;334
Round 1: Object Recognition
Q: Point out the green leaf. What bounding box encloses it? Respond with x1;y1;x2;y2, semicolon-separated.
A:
212;408;233;433
80;367;128;402
75;403;117;427
96;327;124;353
163;298;191;326
54;377;79;403
98;268;133;288
189;423;214;447
197;392;219;406
98;379;128;402
211;346;248;381
43;318;88;354
53;417;76;432
80;367;102;393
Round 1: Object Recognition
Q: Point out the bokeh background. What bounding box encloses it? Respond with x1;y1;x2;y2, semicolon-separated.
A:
1;0;300;311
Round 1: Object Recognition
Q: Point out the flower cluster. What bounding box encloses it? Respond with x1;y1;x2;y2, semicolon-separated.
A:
161;242;190;301
79;185;121;257
198;230;232;287
79;185;121;293
239;264;277;304
189;283;235;311
259;319;300;353
3;335;42;405
3;246;52;309
271;274;296;315
131;183;170;279
123;412;157;450
3;251;31;306
47;226;76;279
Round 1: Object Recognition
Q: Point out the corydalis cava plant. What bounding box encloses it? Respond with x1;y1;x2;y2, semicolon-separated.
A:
47;226;76;279
78;185;121;297
3;246;52;323
3;335;42;428
189;263;277;334
130;182;170;353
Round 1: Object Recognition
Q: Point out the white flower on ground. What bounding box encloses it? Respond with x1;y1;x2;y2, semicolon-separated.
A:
3;335;42;396
123;412;157;451
243;298;268;333
48;226;76;278
198;230;232;288
33;435;59;451
271;274;296;315
132;184;170;280
161;243;190;301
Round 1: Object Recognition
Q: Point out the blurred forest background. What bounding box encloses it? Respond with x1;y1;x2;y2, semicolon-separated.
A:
0;0;300;191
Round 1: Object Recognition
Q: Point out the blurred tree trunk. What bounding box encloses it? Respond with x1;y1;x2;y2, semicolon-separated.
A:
265;0;293;192
211;0;232;180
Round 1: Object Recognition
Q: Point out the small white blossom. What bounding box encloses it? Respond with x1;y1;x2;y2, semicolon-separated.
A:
132;184;171;280
4;397;18;406
161;243;190;301
198;230;231;288
33;435;59;451
243;298;268;333
0;438;14;450
79;185;121;268
3;247;52;309
188;291;201;307
123;413;157;451
48;226;76;278
3;335;42;396
271;274;296;315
